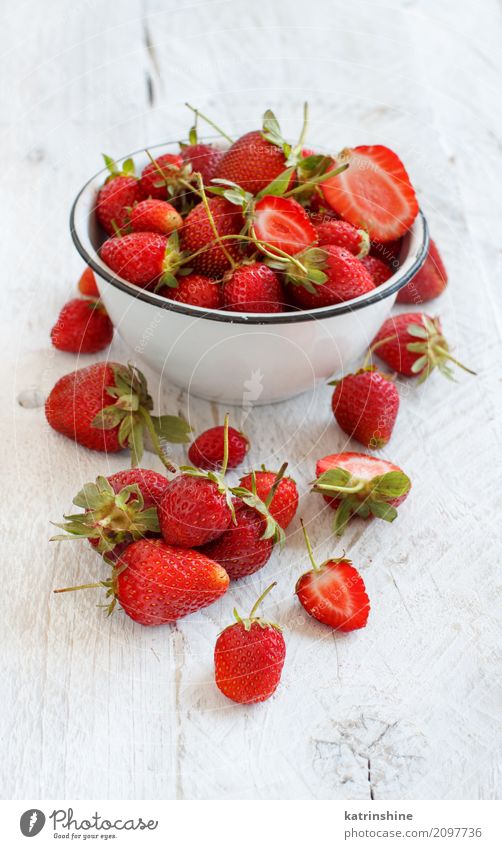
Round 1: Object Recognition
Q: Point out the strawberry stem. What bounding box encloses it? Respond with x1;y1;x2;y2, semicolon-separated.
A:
249;581;277;619
282;161;349;199
195;173;237;268
300;519;319;572
53;582;104;593
434;346;477;375
221;413;230;476
185;103;234;144
297;102;309;151
264;462;288;508
138;407;177;473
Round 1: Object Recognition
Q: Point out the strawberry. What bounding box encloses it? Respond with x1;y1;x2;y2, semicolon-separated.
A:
296;522;370;630
214;583;285;703
77;267;100;298
321;146;419;241
370;238;402;267
222;263;285;313
315;219;369;258
238;468;298;529
100;232;181;288
55;538;229;626
361;255;394;285
96;155;143;236
139;152;188;200
181;197;244;277
201;505;273;580
252;196;317;255
181;142;224;185
286;245;375;309
396;239;448;303
129;199;183;235
51;469;169;561
50;298;113;353
371;313;474;381
159;273;223;309
214;123;288;195
313;452;411;535
188;424;249;470
330;366;399;448
45;361;190;467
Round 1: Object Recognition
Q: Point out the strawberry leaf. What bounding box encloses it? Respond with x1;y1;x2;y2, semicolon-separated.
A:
367;501;398;522
372;471;411;499
256;167;295;199
150;415;192;443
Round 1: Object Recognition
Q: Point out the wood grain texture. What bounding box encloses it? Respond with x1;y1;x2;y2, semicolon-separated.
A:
1;0;501;800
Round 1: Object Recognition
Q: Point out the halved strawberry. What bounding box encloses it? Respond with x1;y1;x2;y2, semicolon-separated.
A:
313;452;411;535
321;146;419;241
253;195;317;255
296;523;370;630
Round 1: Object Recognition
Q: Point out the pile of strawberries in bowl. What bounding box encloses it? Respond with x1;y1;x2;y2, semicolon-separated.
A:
46;104;474;705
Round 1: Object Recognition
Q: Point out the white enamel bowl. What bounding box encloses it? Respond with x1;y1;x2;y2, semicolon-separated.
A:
70;143;429;405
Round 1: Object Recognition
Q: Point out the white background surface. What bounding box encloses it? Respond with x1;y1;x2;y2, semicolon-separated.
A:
2;0;501;800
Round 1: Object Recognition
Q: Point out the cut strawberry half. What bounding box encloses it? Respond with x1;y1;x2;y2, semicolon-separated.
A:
321;145;419;241
253;195;317;255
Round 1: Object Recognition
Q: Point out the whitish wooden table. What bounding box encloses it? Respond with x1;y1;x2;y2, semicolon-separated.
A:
2;0;501;800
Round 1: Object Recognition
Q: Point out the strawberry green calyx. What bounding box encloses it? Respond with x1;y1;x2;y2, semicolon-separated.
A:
92;363;191;471
231;463;288;546
312;467;411;536
403;317;476;382
179;413;237;521
53;565;123;616
102;154;136;182
156;231;185;289
328;364;392;387
50;476;159;556
267;246;329;292
230;582;281;633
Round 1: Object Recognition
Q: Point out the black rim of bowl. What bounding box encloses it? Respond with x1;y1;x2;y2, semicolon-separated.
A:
70;152;429;326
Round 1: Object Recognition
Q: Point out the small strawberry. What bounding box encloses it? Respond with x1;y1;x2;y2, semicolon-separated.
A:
371;313;474;381
188;424;249;470
51;469;169;561
158;415;236;547
321;146;419;241
181;197;244;277
214;583;286;703
214;109;291;195
159;273;223;309
139;152;188;200
313;452;411;535
77;267;100;298
330;366;399;448
222;263;285;313
100;232;182;288
361;255;394;286
396;239;448;303
285;245;375;309
45;361;190;468
238;468;299;529
252;196;317;256
55;538;229;626
96;155;143;236
129;199;183;235
315;219;369;258
296;521;370;630
50;298;113;353
181;142;224;185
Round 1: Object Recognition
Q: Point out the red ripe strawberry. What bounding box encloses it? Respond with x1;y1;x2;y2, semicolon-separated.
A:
214;583;285;703
361;255;394;285
253;196;317;255
215;131;288;196
50;298;113;353
396;239;448;303
96;156;143;236
139;152;187;200
181;143;224;185
238;469;298;529
129;199;183;235
288;245;375;309
330;366;399;448
313;452;411;535
100;232;180;288
78;267;99;297
223;263;285;313
188;425;249;470
315;219;369;257
201;505;273;580
159;475;234;548
370;238;402;267
45;361;189;467
55;539;230;625
372;313;474;380
51;469;169;560
296;523;370;630
159;274;223;309
321;146;419;241
181;197;244;277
